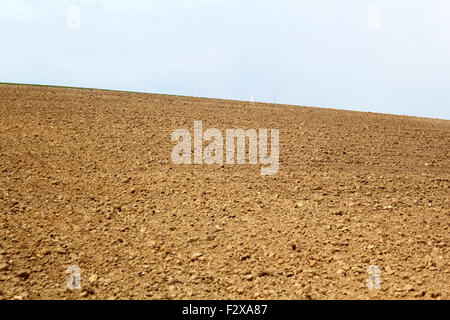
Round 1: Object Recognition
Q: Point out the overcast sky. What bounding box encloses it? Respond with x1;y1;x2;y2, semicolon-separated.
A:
1;0;449;119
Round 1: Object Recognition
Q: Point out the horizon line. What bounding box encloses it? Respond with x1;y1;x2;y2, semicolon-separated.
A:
1;81;449;122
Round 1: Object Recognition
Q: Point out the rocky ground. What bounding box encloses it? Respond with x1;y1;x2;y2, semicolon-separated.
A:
0;84;449;300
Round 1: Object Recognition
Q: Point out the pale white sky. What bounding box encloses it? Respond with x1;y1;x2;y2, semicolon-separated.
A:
1;0;449;119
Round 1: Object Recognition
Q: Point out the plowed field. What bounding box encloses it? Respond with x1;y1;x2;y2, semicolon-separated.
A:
0;84;449;299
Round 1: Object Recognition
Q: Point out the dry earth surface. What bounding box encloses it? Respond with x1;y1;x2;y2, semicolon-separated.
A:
0;84;449;300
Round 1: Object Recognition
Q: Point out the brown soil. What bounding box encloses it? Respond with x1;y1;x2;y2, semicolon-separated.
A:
0;84;449;300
